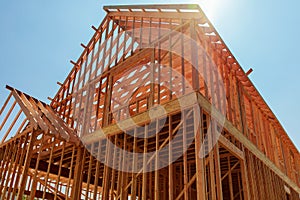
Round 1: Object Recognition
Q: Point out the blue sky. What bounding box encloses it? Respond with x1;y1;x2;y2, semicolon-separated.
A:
0;0;299;150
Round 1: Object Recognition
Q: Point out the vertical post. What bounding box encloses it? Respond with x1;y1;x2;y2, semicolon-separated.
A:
212;121;223;200
85;143;94;200
62;77;71;122
240;148;251;200
130;16;136;56
183;111;189;200
93;140;103;199
249;98;257;144
17;129;36;200
131;128;138;199
237;83;247;136
94;77;103;131
230;70;238;127
72;62;83;130
82;83;92;136
101;17;111;73
155;119;160;200
43;139;55;199
142;125;148;200
194;107;206;199
208;117;216;200
228;155;234;199
120;133;128;200
93;21;104;76
149;47;155;108
190;19;199;91
114;16;122;66
180;19;185;95
107;16;116;70
122;16;129;61
157;18;161;104
116;137;123;197
102;138;112;200
29;132;44;200
169;115;174;200
103;74;113;126
168;19;173;100
78;148;87;197
54;142;66;200
110;136;118;199
66;146;76;198
71;146;84;199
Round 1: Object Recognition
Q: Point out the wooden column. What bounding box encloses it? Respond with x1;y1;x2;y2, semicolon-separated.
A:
110;136;118;199
131;129;138;200
17;129;36;200
93;140;103;199
169;115;174;200
207;117;217;200
120;134;129;200
183;111;189;200
213;121;223;200
71;146;84;199
85;143;94;200
142;125;149;200
190;19;200;91
102;138;112;200
66;146;76;198
240;147;251;200
29;131;44;200
103;74;113;126
194;107;206;199
54;142;65;200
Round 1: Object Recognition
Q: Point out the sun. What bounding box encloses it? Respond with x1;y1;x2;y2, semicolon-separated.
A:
196;0;224;21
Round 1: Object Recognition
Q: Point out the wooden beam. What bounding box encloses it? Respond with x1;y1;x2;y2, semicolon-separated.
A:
107;11;201;20
218;134;244;160
82;92;198;144
104;4;201;11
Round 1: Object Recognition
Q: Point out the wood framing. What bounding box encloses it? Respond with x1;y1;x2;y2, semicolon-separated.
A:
0;4;299;200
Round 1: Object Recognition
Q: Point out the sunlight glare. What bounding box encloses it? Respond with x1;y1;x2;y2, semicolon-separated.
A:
197;0;224;21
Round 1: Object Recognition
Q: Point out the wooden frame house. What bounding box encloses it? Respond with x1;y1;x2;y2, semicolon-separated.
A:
0;4;299;200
